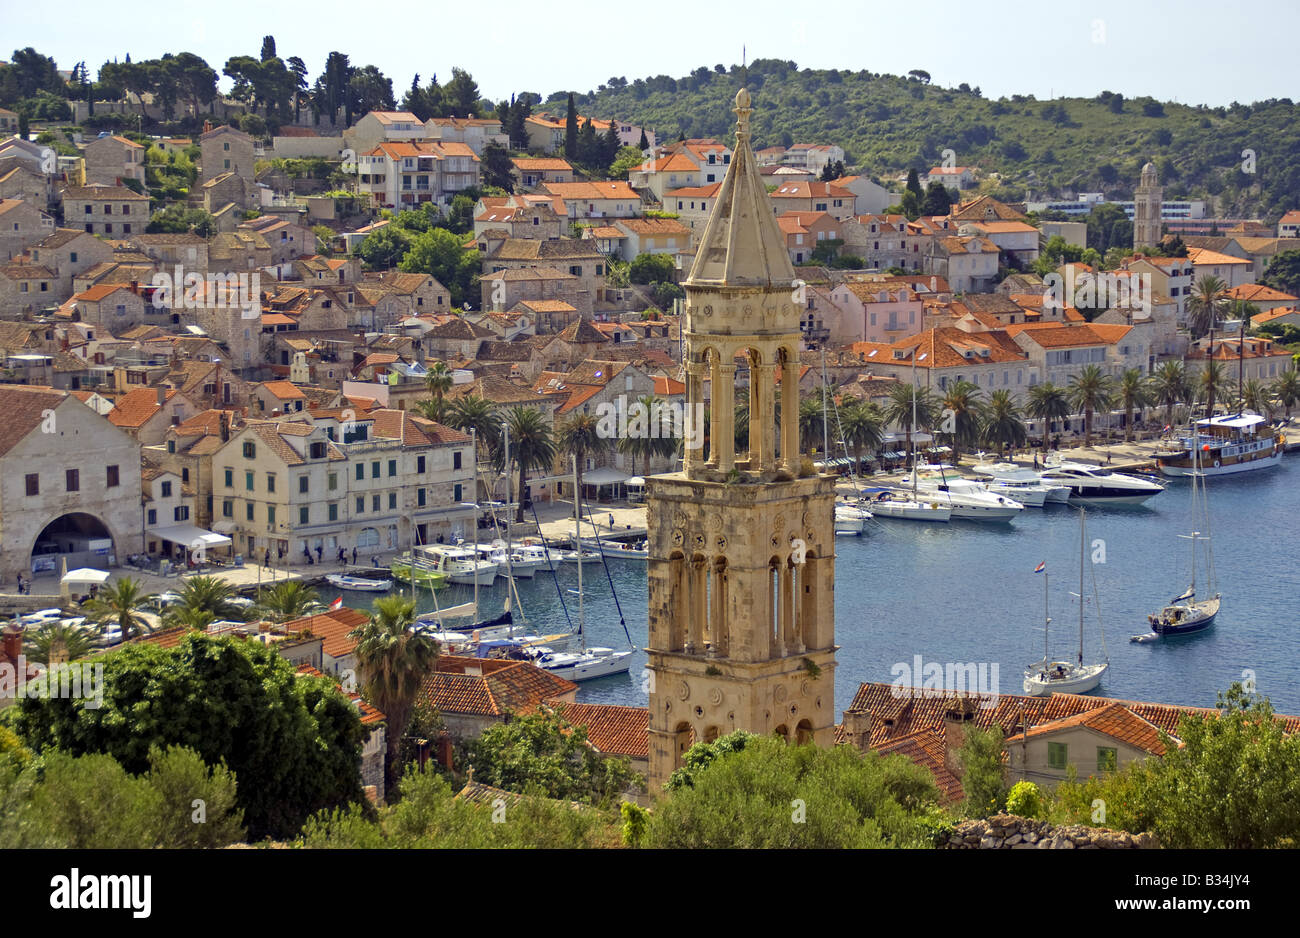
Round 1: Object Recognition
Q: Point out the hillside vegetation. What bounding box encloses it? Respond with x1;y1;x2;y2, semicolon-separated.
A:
542;60;1300;221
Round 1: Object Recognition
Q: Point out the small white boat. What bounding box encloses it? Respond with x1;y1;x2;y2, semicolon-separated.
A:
560;549;603;565
970;462;1072;505
416;545;498;585
326;573;393;592
527;645;634;681
906;465;1025;521
834;502;872;535
864;489;952;522
599;540;650;559
21;608;63;625
511;541;558;574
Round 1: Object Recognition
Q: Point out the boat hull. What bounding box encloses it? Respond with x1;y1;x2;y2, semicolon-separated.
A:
1150;597;1219;636
540;649;634;681
1158;450;1282;477
1023;661;1108;696
326;574;392;592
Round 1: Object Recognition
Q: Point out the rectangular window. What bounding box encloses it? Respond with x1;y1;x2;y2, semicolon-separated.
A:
453;483;462;502
1097;747;1118;773
66;468;79;492
388;459;397;477
267;506;275;527
299;476;309;494
225;468;233;488
328;503;338;521
417;487;426;507
106;465;119;487
243;441;256;459
267;473;276;493
371;460;380;478
223;500;233;518
161;480;172;498
246;502;254;521
328;473;337;491
147;509;157;525
1047;742;1068;770
388;492;397;510
453;451;462;470
174;506;190;522
355;496;365;514
355;464;364;481
372;494;381;512
417;455;426;474
299;506;309;524
245;471;254;491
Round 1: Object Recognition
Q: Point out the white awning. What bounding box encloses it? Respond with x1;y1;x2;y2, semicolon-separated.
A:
150;524;233;550
583;468;630;486
61;567;111;585
625;476;646;487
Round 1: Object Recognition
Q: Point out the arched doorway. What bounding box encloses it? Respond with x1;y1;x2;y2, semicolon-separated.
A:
795;719;814;745
30;512;115;574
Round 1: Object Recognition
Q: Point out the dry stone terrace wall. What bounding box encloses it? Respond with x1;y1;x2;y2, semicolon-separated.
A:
944;813;1159;849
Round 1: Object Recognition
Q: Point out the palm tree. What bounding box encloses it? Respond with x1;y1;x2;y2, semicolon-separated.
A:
254;580;325;623
1068;365;1116;446
1272;369;1300;419
445;394;500;463
24;621;97;664
504;407;555;523
884;383;935;465
423;361;454;421
162;575;249;629
1197;360;1231;418
82;576;155;639
798;388;831;456
1116;368;1153;441
348;594;439;784
981;389;1027;456
1150;360;1191;429
557;412;609;501
838;399;883;470
939;380;983;462
1026;381;1070;449
617;397;676;477
1188;275;1228;339
1240;378;1275;418
733;401;750;455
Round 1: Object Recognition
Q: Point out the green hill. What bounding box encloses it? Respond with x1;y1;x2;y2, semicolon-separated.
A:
540;60;1300;221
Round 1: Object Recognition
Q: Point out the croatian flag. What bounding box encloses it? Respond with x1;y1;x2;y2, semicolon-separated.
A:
329;597;344;611
1034;562;1046;573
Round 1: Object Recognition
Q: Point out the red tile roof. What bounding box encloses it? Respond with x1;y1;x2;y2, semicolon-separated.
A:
418;656;577;717
283;607;367;659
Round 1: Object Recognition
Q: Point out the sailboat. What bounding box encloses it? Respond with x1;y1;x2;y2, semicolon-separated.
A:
816;346;874;536
1144;435;1220;637
874;352;952;522
1023;509;1110;696
524;456;634;682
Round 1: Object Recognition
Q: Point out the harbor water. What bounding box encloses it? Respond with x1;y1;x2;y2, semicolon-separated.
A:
326;455;1300;720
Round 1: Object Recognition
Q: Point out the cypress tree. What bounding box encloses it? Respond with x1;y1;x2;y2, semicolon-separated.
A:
564;92;578;158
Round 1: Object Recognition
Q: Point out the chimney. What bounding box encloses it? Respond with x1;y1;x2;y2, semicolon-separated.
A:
156;385;167;406
219;411;231;442
129;279;139;295
203;120;213;134
942;703;975;776
2;625;21;662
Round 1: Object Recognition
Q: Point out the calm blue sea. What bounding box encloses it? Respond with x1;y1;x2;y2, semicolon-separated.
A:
327;455;1300;720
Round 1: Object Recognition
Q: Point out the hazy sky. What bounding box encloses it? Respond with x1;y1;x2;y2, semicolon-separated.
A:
8;0;1296;108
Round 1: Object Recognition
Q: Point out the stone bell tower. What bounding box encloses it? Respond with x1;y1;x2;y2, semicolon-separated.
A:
1133;162;1162;250
644;88;838;791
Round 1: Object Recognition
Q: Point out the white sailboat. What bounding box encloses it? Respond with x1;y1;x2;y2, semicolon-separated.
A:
1141;433;1220;638
1023;508;1110;696
873;352;952;522
904;464;1025;522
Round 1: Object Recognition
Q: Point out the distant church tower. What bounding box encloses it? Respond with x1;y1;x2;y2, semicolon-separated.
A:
644;89;838;791
1133;162;1163;250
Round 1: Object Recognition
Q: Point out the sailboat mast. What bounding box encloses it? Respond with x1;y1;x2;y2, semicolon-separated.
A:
821;344;830;465
1078;508;1086;667
911;353;918;496
573;455;585;651
1044;571;1049;662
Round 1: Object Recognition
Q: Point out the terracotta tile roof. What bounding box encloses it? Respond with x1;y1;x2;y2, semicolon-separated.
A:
73;283;135;303
545;701;649;759
368;408;432;446
418;656;577;717
1004;322;1130;348
1187;246;1251;266
1007;701;1171;754
62;185;148;201
653;375;685;396
1229;283;1296;302
556;319;610;345
874;726;964;803
260;380;305;400
406;415;471;444
107;387;175;428
0;386;68;456
511;157;573;172
1252;306;1300;323
948;196;1027;223
615;217;690;237
664;183;723;199
541;181;638;202
515;299;577;314
283;607;367;659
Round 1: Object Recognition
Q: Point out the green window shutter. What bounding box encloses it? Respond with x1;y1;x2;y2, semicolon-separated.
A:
1047;742;1068;770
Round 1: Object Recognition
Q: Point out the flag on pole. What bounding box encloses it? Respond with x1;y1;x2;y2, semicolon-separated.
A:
329;596;343;611
1034;561;1046;573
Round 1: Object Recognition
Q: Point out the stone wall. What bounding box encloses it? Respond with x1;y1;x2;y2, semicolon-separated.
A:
944;812;1159;849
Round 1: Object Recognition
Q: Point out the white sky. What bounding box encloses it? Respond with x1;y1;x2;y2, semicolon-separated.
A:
8;0;1296;108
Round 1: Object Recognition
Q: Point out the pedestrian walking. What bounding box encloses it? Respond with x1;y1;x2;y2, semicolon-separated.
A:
352;546;358;566
315;544;323;562
338;547;346;564
371;555;379;568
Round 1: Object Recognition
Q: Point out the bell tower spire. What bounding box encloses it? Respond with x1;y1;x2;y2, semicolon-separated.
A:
645;89;838;792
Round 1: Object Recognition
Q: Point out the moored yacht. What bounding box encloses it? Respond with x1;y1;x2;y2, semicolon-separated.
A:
969;461;1072;505
415;544;498;585
1040;458;1165;506
905;465;1024;521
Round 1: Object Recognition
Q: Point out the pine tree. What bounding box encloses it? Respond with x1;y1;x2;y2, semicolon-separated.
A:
601;119;621;168
260;36;277;62
638;128;649;150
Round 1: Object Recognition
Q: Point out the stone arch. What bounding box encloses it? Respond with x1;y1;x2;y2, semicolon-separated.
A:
799;548;818;649
774;724;790;742
795;719;814;745
28;511;119;576
768;556;782;656
708;555;728;655
672;721;695;771
667;550;687;651
686;552;708;652
703;725;720;744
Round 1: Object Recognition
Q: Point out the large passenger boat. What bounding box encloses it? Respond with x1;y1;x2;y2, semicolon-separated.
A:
1155;414;1283;477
